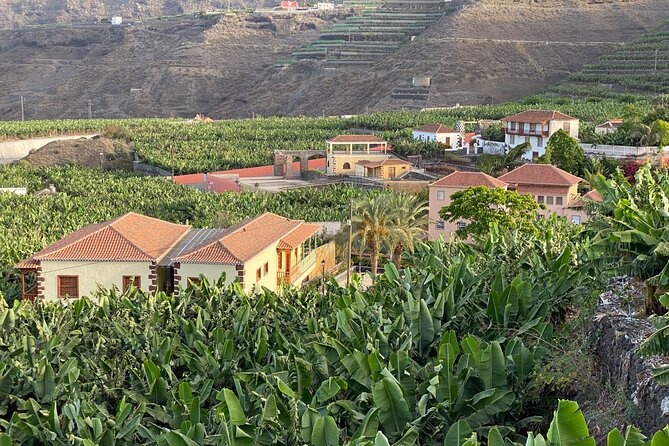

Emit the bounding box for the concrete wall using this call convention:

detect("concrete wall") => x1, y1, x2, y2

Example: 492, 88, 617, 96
0, 134, 97, 164
40, 260, 151, 301
310, 241, 336, 281
383, 180, 429, 194
581, 144, 659, 158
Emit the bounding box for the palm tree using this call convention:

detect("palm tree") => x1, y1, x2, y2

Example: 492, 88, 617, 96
383, 193, 428, 265
346, 193, 428, 275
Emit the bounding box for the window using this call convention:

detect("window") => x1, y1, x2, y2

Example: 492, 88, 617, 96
556, 196, 563, 205
256, 268, 262, 281
530, 123, 537, 132
532, 151, 539, 159
122, 275, 141, 291
187, 277, 201, 286
342, 162, 351, 170
436, 190, 445, 201
571, 215, 581, 225
537, 137, 543, 147
436, 220, 445, 230
524, 136, 530, 143
563, 122, 571, 132
509, 135, 515, 144
456, 221, 467, 231
537, 196, 544, 204
546, 196, 554, 205
58, 275, 79, 298
264, 262, 269, 275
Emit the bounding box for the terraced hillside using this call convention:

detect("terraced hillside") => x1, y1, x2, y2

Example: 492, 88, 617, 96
287, 3, 455, 68
546, 22, 669, 100
2, 0, 669, 120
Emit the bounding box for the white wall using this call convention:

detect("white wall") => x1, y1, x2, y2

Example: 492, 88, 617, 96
412, 131, 459, 148
41, 260, 151, 301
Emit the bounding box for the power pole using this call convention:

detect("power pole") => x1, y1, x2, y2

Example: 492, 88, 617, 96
170, 145, 175, 182
20, 95, 24, 122
346, 199, 353, 287
88, 100, 92, 119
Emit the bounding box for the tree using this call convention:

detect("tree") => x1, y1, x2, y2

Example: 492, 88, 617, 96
382, 193, 428, 265
476, 142, 530, 177
345, 193, 427, 275
542, 130, 584, 175
438, 186, 540, 239
649, 119, 669, 148
480, 122, 505, 142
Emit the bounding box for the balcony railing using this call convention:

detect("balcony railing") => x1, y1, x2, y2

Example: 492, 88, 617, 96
504, 128, 549, 137
277, 250, 317, 285
22, 286, 37, 301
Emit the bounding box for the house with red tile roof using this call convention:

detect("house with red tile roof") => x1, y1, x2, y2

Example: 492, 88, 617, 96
357, 158, 413, 179
326, 135, 389, 175
17, 213, 191, 301
428, 171, 508, 241
172, 212, 324, 293
17, 212, 331, 300
498, 164, 592, 224
412, 124, 459, 149
501, 110, 579, 160
595, 119, 624, 135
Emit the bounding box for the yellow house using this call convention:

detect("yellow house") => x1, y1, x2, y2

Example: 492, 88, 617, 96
325, 134, 389, 175
17, 213, 191, 301
357, 158, 413, 179
17, 212, 333, 300
172, 213, 324, 293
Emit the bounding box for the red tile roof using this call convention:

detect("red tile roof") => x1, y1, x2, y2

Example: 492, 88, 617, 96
415, 124, 457, 134
176, 212, 305, 264
501, 110, 577, 124
430, 171, 508, 188
278, 224, 321, 250
498, 164, 582, 186
17, 213, 191, 268
327, 135, 386, 144
570, 189, 604, 208
595, 119, 624, 129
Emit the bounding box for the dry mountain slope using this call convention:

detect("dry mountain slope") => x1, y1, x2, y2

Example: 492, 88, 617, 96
1, 0, 669, 120
0, 12, 342, 120
0, 0, 272, 28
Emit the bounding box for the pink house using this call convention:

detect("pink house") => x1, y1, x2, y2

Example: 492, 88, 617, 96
429, 165, 604, 241
428, 171, 508, 241
498, 164, 594, 224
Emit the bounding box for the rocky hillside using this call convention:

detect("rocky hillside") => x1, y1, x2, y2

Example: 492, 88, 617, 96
0, 0, 272, 28
1, 0, 669, 120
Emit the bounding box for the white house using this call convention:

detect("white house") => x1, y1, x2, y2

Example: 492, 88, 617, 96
595, 119, 624, 135
412, 124, 459, 149
500, 110, 579, 160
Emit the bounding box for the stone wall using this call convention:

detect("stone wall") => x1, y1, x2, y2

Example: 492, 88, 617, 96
589, 277, 669, 431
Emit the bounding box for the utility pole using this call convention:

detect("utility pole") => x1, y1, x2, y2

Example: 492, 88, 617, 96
346, 199, 353, 287
88, 100, 92, 119
20, 95, 24, 122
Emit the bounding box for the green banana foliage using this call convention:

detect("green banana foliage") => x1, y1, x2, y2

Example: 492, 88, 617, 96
0, 221, 598, 445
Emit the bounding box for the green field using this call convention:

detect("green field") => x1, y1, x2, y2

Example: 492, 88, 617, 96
0, 99, 655, 174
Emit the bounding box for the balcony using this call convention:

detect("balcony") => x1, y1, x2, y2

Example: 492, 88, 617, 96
504, 128, 549, 137
277, 250, 318, 285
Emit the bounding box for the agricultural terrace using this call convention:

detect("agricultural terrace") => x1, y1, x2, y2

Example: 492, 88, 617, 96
0, 99, 655, 174
0, 165, 375, 299
546, 23, 669, 100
